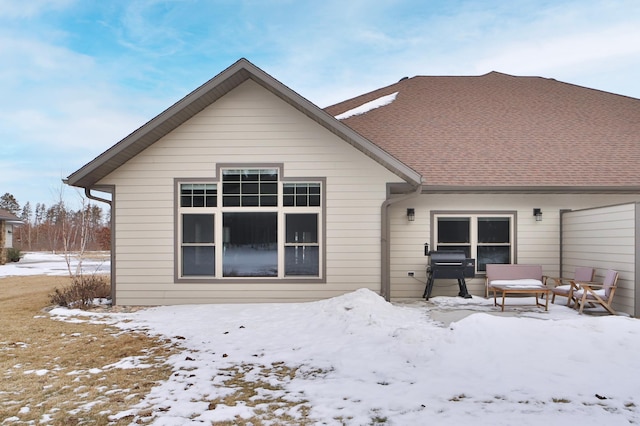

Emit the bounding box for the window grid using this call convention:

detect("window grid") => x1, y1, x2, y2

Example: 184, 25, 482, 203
283, 183, 321, 207
180, 183, 217, 208
222, 168, 278, 207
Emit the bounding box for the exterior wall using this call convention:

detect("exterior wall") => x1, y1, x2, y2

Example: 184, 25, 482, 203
561, 203, 637, 316
0, 221, 5, 265
5, 223, 13, 248
99, 80, 401, 305
390, 193, 640, 301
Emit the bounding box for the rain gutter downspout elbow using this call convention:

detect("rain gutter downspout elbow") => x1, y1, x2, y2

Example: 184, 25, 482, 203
84, 187, 112, 206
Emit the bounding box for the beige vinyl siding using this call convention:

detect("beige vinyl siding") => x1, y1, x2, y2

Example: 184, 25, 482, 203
562, 203, 637, 316
99, 79, 400, 305
5, 224, 13, 248
389, 194, 640, 301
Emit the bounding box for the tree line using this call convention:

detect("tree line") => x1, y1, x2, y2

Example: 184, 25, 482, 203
1, 192, 110, 252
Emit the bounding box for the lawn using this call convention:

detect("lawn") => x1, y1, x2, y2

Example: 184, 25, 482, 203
0, 275, 177, 425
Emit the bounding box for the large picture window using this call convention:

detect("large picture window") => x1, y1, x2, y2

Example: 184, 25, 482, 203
176, 168, 323, 281
435, 214, 514, 272
223, 212, 278, 277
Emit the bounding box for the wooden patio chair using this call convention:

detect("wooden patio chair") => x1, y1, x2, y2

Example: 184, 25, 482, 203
549, 266, 595, 307
573, 269, 619, 315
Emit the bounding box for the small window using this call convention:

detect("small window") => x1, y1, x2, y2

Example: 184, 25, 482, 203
181, 183, 217, 207
477, 217, 511, 269
222, 169, 278, 207
181, 214, 215, 276
285, 213, 319, 276
283, 183, 321, 207
437, 217, 471, 258
435, 214, 513, 272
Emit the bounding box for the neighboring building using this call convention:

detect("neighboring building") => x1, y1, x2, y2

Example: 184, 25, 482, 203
65, 59, 640, 316
0, 209, 22, 265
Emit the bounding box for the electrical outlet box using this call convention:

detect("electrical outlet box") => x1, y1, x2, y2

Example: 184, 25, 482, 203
407, 271, 415, 277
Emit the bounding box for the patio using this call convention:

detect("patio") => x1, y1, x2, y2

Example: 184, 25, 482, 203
395, 294, 622, 327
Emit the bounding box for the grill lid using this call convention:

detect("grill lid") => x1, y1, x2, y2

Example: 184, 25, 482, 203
429, 250, 466, 264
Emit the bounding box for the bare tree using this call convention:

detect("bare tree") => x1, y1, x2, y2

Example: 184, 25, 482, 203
9, 191, 109, 254
58, 188, 100, 276
45, 202, 66, 254
34, 203, 46, 249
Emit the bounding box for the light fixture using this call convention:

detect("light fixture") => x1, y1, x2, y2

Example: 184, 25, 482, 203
533, 208, 543, 222
407, 208, 415, 222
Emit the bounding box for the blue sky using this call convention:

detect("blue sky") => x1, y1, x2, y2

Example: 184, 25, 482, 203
2, 0, 640, 212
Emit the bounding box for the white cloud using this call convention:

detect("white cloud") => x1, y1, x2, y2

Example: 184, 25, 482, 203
0, 29, 162, 207
285, 1, 640, 106
474, 23, 640, 77
0, 0, 74, 18
116, 0, 189, 56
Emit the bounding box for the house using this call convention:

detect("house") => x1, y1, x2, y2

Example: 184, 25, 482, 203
0, 209, 22, 265
324, 71, 640, 316
65, 59, 640, 316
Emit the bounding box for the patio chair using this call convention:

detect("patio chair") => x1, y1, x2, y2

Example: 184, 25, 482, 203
573, 269, 619, 315
549, 266, 595, 306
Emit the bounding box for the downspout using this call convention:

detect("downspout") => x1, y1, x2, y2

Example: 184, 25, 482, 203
84, 187, 116, 305
380, 184, 422, 301
84, 187, 112, 205
558, 209, 571, 278
632, 203, 640, 318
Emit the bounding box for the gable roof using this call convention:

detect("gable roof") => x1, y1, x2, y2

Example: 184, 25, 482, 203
0, 209, 22, 223
325, 72, 640, 192
65, 59, 421, 190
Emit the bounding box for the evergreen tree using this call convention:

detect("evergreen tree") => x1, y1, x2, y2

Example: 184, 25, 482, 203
21, 202, 33, 223
0, 193, 20, 215
20, 201, 34, 249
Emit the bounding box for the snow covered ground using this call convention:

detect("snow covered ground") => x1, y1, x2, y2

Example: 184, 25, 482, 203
0, 251, 110, 276
2, 252, 640, 425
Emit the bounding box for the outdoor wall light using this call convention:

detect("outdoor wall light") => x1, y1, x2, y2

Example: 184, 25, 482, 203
533, 208, 543, 222
407, 208, 415, 222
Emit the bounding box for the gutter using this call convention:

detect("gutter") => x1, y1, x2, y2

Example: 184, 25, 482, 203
380, 183, 422, 301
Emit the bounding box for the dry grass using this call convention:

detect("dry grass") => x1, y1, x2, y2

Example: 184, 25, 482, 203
197, 363, 313, 426
1, 274, 319, 425
0, 275, 178, 425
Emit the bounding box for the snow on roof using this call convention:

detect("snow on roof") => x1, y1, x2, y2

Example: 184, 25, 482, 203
327, 73, 640, 188
334, 91, 398, 120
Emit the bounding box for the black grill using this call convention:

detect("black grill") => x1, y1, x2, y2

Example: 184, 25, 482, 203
423, 249, 475, 300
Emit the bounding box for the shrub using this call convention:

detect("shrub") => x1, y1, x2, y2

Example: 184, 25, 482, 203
7, 248, 21, 262
49, 275, 111, 310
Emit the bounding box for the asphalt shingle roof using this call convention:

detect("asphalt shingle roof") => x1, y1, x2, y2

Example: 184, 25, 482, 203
325, 72, 640, 190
